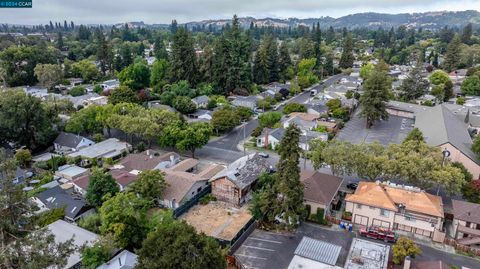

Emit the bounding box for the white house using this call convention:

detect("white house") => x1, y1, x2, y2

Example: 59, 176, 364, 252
53, 132, 95, 154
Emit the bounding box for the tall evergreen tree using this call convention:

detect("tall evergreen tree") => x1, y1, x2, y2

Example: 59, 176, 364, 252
278, 42, 292, 81
313, 22, 322, 70
339, 32, 354, 69
360, 65, 391, 128
272, 124, 304, 229
120, 44, 133, 69
253, 35, 278, 84
153, 36, 168, 60
169, 27, 198, 85
170, 19, 178, 34
443, 34, 462, 72
95, 29, 111, 75
56, 32, 64, 50
461, 23, 473, 44
325, 26, 335, 45
398, 65, 429, 101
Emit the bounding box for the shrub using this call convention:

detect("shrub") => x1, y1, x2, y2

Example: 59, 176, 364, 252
283, 103, 307, 114
199, 194, 217, 205
136, 142, 146, 152
258, 112, 282, 128
456, 96, 466, 105
251, 126, 263, 138
69, 86, 86, 97
392, 237, 422, 265
78, 213, 102, 233
35, 207, 65, 227
315, 208, 327, 225
92, 133, 104, 143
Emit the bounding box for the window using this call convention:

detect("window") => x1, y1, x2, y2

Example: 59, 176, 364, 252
356, 204, 362, 209
369, 206, 375, 210
380, 209, 389, 217
405, 216, 416, 222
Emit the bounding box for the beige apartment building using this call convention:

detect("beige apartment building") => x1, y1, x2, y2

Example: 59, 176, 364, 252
345, 181, 444, 239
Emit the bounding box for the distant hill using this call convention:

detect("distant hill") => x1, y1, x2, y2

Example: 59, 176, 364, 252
184, 10, 480, 30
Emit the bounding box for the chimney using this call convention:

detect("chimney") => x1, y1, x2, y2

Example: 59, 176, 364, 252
403, 256, 411, 269
170, 155, 175, 167
146, 149, 150, 156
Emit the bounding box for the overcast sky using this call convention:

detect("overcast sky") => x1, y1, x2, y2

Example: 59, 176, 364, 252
1, 0, 479, 25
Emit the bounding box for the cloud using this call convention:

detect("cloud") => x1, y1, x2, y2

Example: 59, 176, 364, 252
0, 0, 479, 25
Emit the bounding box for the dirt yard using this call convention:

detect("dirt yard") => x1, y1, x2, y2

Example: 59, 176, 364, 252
180, 201, 252, 241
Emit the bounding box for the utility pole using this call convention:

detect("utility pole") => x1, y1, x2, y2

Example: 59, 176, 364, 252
437, 148, 451, 195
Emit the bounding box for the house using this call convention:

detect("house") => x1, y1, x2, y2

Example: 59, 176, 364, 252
287, 237, 343, 269
406, 259, 451, 269
444, 102, 480, 133
345, 238, 390, 269
260, 82, 290, 99
101, 79, 120, 91
188, 109, 213, 122
72, 175, 90, 195
452, 199, 480, 247
46, 220, 98, 269
23, 86, 48, 99
300, 171, 343, 217
53, 132, 95, 154
256, 128, 285, 150
55, 164, 89, 181
85, 96, 108, 106
414, 105, 480, 178
33, 185, 93, 221
68, 138, 131, 166
386, 100, 431, 119
232, 96, 260, 111
97, 250, 138, 269
210, 153, 271, 206
283, 114, 317, 132
345, 181, 444, 239
117, 151, 180, 171
192, 95, 209, 108
110, 169, 139, 191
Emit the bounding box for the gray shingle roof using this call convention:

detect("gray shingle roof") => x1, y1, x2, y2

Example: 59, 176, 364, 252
36, 186, 89, 220
211, 153, 271, 189
192, 95, 209, 104
294, 236, 342, 266
452, 199, 480, 224
54, 132, 88, 149
414, 105, 479, 164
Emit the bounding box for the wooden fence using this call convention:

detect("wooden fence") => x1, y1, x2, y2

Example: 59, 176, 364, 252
444, 238, 480, 256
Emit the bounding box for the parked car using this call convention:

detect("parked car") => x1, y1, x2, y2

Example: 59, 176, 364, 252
347, 182, 358, 190
359, 226, 397, 243
258, 152, 269, 158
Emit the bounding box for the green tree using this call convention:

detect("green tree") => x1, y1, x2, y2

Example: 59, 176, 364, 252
461, 75, 480, 96
403, 128, 424, 144
72, 60, 100, 82
235, 106, 254, 121
86, 168, 120, 208
65, 105, 103, 134
297, 58, 318, 88
429, 70, 450, 85
136, 218, 226, 269
211, 107, 240, 133
80, 237, 114, 269
150, 58, 169, 87
176, 122, 212, 158
118, 60, 150, 90
326, 98, 342, 110
258, 112, 282, 128
443, 35, 462, 72
399, 66, 429, 100
461, 23, 473, 44
392, 237, 422, 265
172, 96, 196, 114
153, 36, 168, 60
94, 29, 112, 76
253, 35, 278, 84
283, 103, 307, 114
130, 170, 168, 204
359, 63, 374, 79
0, 90, 56, 150
472, 136, 480, 159
34, 63, 63, 88
339, 32, 354, 69
170, 27, 198, 85
325, 26, 335, 45
78, 213, 102, 233
278, 42, 292, 81
99, 192, 149, 249
272, 124, 304, 229
14, 149, 32, 168
359, 67, 391, 128
108, 86, 140, 105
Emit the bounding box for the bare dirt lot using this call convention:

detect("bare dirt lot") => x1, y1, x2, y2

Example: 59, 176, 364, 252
181, 201, 253, 241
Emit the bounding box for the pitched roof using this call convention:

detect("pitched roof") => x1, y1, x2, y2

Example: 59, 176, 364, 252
192, 95, 209, 104
260, 128, 286, 141
196, 164, 225, 179
288, 112, 319, 122
300, 171, 343, 206
452, 199, 480, 224
118, 151, 178, 171
170, 158, 199, 172
110, 169, 138, 187
345, 182, 444, 217
97, 250, 138, 269
210, 153, 271, 189
162, 170, 207, 202
36, 186, 90, 220
54, 132, 89, 148
294, 236, 341, 266
68, 138, 130, 159
412, 260, 450, 269
72, 174, 90, 190
415, 105, 479, 164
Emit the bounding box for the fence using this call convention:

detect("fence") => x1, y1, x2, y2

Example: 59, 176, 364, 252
444, 238, 480, 256
228, 219, 258, 255
326, 215, 341, 225
172, 185, 211, 218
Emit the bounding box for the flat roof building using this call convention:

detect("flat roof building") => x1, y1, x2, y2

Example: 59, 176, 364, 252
344, 238, 390, 269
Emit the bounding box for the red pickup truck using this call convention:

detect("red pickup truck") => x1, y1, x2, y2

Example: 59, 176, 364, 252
359, 226, 397, 243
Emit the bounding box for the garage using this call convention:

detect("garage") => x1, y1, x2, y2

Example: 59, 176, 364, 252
372, 219, 391, 228
354, 215, 369, 226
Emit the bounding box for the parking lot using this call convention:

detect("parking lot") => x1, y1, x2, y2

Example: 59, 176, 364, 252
337, 112, 414, 145
234, 223, 354, 269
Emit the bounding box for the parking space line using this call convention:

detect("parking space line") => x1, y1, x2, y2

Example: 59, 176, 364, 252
243, 245, 275, 251
249, 237, 283, 244
236, 254, 267, 260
